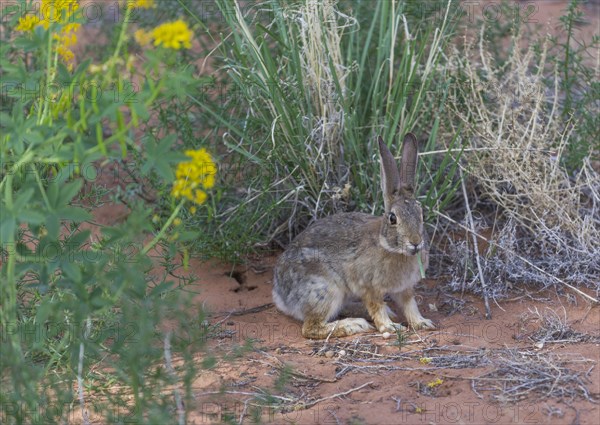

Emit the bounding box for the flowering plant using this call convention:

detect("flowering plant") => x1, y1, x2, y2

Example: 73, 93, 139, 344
1, 1, 213, 422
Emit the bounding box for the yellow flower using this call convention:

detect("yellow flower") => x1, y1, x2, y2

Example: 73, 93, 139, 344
134, 28, 153, 47
16, 15, 41, 32
419, 357, 432, 364
41, 0, 79, 23
54, 24, 79, 70
152, 20, 193, 50
426, 378, 443, 388
128, 0, 155, 8
189, 206, 197, 215
415, 407, 424, 413
56, 44, 75, 67
173, 218, 182, 227
172, 148, 216, 205
22, 1, 80, 70
18, 0, 79, 32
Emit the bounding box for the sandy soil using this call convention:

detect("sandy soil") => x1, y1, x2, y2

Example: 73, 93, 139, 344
76, 171, 600, 425
182, 258, 599, 425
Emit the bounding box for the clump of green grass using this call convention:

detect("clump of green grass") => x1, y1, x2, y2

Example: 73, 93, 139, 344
184, 0, 460, 261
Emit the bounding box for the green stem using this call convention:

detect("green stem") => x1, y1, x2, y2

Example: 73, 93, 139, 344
0, 148, 34, 192
417, 255, 426, 279
144, 79, 166, 108
141, 199, 185, 256
33, 167, 52, 210
40, 49, 60, 125
2, 172, 24, 371
38, 5, 58, 126
104, 5, 133, 84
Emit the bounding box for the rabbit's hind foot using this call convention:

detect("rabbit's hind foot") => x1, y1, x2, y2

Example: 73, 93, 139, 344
302, 316, 374, 339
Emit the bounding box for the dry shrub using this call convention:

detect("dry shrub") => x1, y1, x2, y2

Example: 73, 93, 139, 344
474, 349, 597, 403
443, 29, 600, 292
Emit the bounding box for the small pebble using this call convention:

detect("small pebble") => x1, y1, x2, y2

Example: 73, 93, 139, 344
338, 349, 346, 357
382, 332, 392, 339
325, 350, 334, 358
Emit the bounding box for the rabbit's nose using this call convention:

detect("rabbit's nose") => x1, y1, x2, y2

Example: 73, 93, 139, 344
407, 244, 420, 255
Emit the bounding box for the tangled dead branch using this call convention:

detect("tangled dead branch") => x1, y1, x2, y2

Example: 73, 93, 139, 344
473, 349, 598, 404
441, 29, 600, 295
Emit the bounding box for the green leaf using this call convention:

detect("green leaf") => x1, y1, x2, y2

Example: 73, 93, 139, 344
149, 280, 174, 296
175, 230, 200, 243
18, 210, 46, 225
56, 206, 92, 222
142, 134, 186, 181
45, 213, 60, 240
47, 182, 59, 208
131, 101, 150, 121
62, 260, 82, 283
0, 216, 16, 245
154, 160, 174, 182
13, 188, 34, 211
60, 179, 83, 204
24, 131, 44, 147
66, 230, 92, 249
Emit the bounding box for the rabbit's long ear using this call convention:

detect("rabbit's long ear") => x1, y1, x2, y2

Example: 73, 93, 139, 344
399, 133, 418, 194
378, 136, 401, 212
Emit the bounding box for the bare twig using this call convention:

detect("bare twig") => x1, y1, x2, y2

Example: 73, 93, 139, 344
301, 381, 373, 409
213, 303, 275, 318
460, 168, 492, 319
77, 318, 91, 425
472, 349, 598, 403
238, 398, 251, 425
252, 354, 338, 383
196, 390, 295, 403
163, 332, 185, 425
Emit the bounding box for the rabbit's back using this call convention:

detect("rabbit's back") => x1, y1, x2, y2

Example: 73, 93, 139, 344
285, 212, 377, 262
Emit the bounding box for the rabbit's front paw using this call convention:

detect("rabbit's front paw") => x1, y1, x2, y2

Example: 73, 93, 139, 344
410, 317, 436, 330
378, 322, 407, 333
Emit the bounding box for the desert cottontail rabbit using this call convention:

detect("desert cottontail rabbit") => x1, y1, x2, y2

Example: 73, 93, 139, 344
273, 133, 435, 339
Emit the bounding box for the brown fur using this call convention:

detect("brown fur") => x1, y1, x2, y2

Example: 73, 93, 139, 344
273, 133, 436, 339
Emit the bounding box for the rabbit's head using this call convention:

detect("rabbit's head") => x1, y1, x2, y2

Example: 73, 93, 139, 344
377, 133, 425, 256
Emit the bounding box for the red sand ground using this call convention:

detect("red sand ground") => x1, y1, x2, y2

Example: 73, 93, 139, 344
182, 257, 599, 425
88, 195, 599, 425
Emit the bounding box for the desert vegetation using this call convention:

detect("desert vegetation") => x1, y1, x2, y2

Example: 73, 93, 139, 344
1, 0, 598, 423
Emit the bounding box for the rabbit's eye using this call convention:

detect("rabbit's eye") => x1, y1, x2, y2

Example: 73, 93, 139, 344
388, 212, 397, 225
